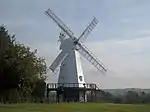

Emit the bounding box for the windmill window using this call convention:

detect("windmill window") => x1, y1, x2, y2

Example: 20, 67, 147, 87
79, 76, 83, 81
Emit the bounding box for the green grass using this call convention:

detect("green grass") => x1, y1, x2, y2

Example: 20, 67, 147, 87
0, 103, 150, 112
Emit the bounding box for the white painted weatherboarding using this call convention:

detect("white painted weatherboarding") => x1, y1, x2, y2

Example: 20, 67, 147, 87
45, 8, 107, 88
58, 50, 85, 87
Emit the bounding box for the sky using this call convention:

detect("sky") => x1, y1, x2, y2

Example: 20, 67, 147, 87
0, 0, 150, 89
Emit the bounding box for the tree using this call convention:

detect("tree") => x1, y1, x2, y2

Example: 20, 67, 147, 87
32, 79, 46, 102
0, 25, 47, 103
122, 91, 140, 104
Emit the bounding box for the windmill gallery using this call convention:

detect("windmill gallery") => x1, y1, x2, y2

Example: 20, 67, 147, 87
45, 8, 107, 102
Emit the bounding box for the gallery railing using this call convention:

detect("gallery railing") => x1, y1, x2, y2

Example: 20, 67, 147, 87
47, 83, 97, 89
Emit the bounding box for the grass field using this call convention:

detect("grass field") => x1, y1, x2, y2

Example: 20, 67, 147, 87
0, 103, 150, 112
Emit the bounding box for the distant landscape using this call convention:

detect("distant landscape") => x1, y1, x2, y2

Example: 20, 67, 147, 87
104, 88, 150, 96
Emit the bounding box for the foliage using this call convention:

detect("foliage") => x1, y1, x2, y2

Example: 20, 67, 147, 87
108, 91, 150, 104
32, 79, 46, 102
0, 25, 47, 103
87, 89, 150, 104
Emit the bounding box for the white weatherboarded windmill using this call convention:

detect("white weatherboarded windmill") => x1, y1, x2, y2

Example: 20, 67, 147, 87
45, 8, 107, 88
45, 9, 107, 102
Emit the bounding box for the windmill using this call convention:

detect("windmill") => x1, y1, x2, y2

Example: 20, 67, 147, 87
45, 8, 107, 102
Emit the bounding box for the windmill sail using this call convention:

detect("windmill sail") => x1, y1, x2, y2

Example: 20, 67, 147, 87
45, 9, 74, 38
77, 43, 107, 74
45, 8, 107, 74
50, 51, 68, 72
78, 17, 98, 43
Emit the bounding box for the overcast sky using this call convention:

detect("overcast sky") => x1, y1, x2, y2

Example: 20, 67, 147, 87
1, 0, 150, 89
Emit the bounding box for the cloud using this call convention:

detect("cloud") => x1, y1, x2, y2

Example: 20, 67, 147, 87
25, 35, 150, 89
1, 0, 150, 89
